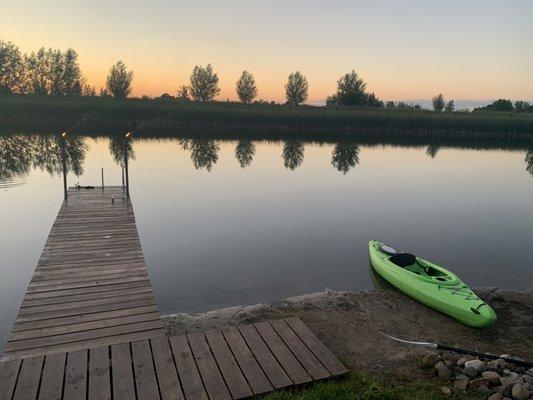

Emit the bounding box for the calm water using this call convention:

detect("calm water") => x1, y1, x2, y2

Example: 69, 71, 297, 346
1, 134, 533, 352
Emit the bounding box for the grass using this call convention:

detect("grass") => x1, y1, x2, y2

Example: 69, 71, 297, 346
260, 371, 479, 400
1, 94, 533, 138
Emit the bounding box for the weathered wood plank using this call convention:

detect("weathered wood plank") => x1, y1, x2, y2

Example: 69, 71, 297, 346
0, 359, 21, 400
187, 332, 231, 400
270, 319, 329, 380
221, 326, 272, 395
111, 343, 136, 400
88, 346, 111, 400
205, 329, 252, 399
285, 317, 348, 376
38, 352, 66, 400
63, 350, 87, 400
254, 321, 311, 385
238, 324, 292, 389
170, 335, 208, 400
151, 336, 184, 400
13, 356, 43, 400
131, 340, 160, 400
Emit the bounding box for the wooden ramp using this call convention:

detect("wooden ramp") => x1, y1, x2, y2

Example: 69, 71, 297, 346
0, 318, 348, 400
1, 187, 164, 361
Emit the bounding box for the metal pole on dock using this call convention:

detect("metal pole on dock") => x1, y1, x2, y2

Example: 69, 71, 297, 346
61, 132, 68, 200
101, 168, 104, 191
124, 132, 132, 198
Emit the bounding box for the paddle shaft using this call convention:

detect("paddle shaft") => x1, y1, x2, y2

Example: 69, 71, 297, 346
437, 344, 533, 368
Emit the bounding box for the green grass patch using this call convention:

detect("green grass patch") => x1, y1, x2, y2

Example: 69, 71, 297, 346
260, 371, 479, 400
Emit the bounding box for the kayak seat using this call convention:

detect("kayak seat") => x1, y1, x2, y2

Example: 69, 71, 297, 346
389, 253, 416, 268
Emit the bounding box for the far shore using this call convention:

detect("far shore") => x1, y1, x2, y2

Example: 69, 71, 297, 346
162, 288, 533, 379
2, 95, 533, 138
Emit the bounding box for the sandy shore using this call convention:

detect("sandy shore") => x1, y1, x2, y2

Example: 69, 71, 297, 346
161, 288, 533, 378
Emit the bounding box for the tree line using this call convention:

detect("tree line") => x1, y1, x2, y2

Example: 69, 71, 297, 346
1, 39, 531, 113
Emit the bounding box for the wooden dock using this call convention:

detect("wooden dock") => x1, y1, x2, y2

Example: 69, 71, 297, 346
1, 187, 164, 361
0, 318, 348, 400
0, 187, 349, 399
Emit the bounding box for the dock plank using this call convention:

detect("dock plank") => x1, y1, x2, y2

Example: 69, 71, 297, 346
2, 188, 163, 361
1, 319, 348, 400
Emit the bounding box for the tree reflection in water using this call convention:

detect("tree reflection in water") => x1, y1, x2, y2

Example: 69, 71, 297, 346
526, 150, 533, 176
108, 134, 135, 165
331, 142, 360, 174
282, 140, 304, 170
235, 140, 255, 168
426, 145, 440, 158
180, 139, 219, 171
0, 134, 87, 181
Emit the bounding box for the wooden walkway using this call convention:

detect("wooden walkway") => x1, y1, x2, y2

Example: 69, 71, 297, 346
0, 318, 348, 400
1, 187, 164, 361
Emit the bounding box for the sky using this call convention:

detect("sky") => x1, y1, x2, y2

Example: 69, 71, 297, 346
1, 0, 532, 103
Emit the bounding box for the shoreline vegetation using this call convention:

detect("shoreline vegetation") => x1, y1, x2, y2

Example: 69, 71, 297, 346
2, 39, 533, 138
1, 95, 533, 138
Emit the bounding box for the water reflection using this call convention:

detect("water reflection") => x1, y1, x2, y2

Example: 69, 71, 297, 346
108, 134, 135, 165
0, 134, 87, 182
426, 145, 440, 159
235, 140, 255, 168
282, 141, 304, 170
331, 142, 360, 174
526, 150, 533, 176
180, 139, 219, 171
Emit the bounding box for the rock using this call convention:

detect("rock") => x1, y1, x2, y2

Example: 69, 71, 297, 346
463, 367, 479, 378
438, 366, 453, 379
434, 361, 445, 371
511, 383, 529, 400
442, 354, 460, 364
465, 359, 486, 372
444, 360, 454, 368
483, 371, 502, 385
440, 386, 452, 396
457, 357, 468, 367
488, 394, 504, 400
489, 359, 509, 369
470, 378, 487, 389
422, 353, 440, 368
454, 379, 469, 390
479, 385, 495, 395
527, 368, 533, 377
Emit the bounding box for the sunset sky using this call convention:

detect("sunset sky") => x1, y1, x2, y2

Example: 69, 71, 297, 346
2, 0, 532, 102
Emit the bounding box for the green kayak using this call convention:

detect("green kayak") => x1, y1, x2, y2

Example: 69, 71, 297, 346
369, 240, 496, 328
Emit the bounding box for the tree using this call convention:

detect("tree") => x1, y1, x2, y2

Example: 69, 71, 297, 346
189, 64, 220, 102
236, 70, 257, 103
0, 40, 23, 94
82, 84, 96, 96
444, 100, 455, 112
514, 101, 530, 113
432, 94, 445, 112
285, 71, 308, 106
526, 150, 533, 177
23, 48, 50, 95
334, 70, 367, 106
62, 49, 83, 95
106, 61, 133, 98
180, 139, 219, 171
177, 85, 190, 101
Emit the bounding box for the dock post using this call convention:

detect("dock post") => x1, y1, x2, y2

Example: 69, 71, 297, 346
124, 132, 132, 198
61, 132, 68, 200
101, 168, 104, 191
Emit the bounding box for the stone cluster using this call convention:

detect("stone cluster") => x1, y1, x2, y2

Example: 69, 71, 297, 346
422, 353, 533, 399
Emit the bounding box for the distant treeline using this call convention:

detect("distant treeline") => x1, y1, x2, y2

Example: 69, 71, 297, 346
1, 95, 532, 138
2, 39, 531, 115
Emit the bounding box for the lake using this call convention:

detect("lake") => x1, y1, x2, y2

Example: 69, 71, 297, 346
1, 133, 533, 353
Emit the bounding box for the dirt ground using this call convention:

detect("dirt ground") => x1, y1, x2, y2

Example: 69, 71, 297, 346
161, 288, 533, 379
